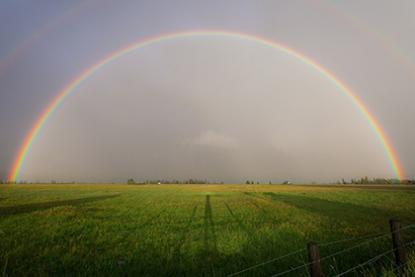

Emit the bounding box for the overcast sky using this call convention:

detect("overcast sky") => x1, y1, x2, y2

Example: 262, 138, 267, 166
0, 0, 414, 182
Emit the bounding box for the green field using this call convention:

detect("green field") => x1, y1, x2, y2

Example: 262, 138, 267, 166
1, 184, 415, 276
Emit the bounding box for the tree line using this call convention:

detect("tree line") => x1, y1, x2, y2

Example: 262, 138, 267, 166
127, 178, 218, 185
338, 177, 415, 185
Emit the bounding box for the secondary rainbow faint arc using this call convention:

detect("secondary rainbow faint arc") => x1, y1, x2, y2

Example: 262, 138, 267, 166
8, 30, 404, 182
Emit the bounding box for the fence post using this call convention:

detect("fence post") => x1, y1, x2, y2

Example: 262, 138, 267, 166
308, 242, 322, 277
390, 219, 406, 270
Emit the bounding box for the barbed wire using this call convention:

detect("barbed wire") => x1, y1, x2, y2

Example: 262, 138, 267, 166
228, 231, 389, 276
320, 222, 415, 249
229, 223, 415, 277
319, 232, 386, 248
269, 260, 309, 277
334, 240, 415, 276
269, 233, 390, 277
227, 248, 306, 277
334, 248, 395, 276
398, 223, 415, 232
270, 229, 415, 277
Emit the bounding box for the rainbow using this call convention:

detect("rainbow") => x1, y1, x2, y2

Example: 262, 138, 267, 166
7, 30, 404, 182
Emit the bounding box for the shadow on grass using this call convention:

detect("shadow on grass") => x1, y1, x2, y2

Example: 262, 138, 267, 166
3, 193, 413, 277
263, 192, 386, 224
244, 192, 284, 226
204, 195, 217, 253
225, 201, 278, 259
225, 202, 255, 238
0, 194, 119, 217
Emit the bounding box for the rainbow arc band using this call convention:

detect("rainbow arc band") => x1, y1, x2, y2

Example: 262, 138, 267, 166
8, 30, 404, 182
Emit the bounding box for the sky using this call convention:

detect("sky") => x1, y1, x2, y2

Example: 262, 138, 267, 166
0, 0, 414, 183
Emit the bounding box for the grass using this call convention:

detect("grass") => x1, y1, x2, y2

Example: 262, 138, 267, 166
1, 184, 415, 276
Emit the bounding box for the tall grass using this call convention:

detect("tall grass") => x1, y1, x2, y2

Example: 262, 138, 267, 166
0, 184, 414, 276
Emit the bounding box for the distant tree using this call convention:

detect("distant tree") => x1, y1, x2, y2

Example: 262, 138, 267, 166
127, 178, 135, 184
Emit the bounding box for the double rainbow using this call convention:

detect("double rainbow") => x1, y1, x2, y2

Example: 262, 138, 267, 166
8, 30, 404, 182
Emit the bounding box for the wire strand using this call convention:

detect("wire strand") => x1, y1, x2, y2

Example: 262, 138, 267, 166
229, 223, 415, 277
334, 249, 395, 276
227, 248, 306, 277
229, 231, 391, 276
319, 232, 386, 247
270, 233, 392, 277
335, 240, 415, 277
320, 222, 415, 248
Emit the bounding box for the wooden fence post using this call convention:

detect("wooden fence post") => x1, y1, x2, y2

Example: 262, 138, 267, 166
390, 219, 406, 270
308, 242, 322, 277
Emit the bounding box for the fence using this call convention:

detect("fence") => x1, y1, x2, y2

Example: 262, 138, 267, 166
229, 219, 415, 277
